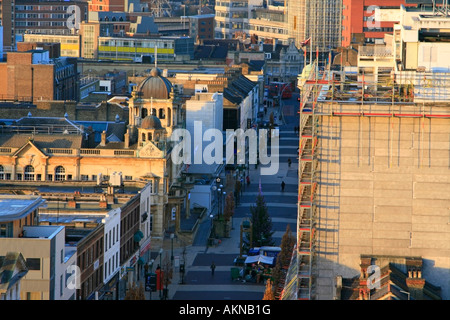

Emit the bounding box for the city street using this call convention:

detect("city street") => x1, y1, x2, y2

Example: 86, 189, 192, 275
158, 93, 301, 301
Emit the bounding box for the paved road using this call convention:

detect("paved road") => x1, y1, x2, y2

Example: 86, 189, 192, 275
148, 93, 300, 301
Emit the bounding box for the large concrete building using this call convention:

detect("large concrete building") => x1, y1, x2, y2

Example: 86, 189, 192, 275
281, 5, 450, 301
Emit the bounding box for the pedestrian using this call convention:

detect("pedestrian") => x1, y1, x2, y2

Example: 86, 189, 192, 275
210, 262, 216, 276
246, 175, 250, 186
288, 158, 292, 168
281, 181, 285, 192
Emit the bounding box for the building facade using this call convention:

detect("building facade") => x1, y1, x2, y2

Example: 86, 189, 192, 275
341, 0, 418, 47
0, 50, 78, 102
287, 0, 342, 52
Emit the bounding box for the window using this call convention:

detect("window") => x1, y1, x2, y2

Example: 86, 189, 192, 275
26, 258, 41, 270
55, 166, 65, 181
60, 275, 63, 297
0, 223, 12, 237
24, 165, 35, 181
0, 165, 4, 180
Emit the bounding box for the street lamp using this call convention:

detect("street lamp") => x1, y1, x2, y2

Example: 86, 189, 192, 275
159, 248, 163, 299
170, 233, 174, 265
217, 187, 222, 217
148, 259, 154, 300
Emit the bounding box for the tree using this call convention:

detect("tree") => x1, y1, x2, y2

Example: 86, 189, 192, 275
124, 282, 145, 300
245, 193, 274, 251
235, 179, 241, 204
278, 224, 296, 267
271, 225, 296, 298
223, 192, 235, 221
269, 112, 275, 129
263, 279, 275, 300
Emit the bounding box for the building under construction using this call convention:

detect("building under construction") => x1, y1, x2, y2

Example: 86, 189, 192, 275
280, 53, 450, 299
287, 0, 342, 52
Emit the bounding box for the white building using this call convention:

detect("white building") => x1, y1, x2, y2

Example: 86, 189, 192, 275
139, 182, 153, 264
102, 207, 121, 286
186, 92, 224, 163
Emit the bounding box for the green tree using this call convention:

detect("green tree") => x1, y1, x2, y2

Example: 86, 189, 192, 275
245, 193, 274, 250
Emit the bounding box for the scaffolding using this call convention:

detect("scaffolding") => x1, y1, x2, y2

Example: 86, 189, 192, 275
281, 59, 322, 300
288, 0, 342, 52
280, 53, 450, 300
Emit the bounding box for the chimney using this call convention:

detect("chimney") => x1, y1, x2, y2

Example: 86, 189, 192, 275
124, 129, 130, 149
100, 130, 107, 146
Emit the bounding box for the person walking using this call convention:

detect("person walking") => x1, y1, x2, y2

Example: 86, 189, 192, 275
281, 181, 285, 192
210, 262, 216, 276
288, 158, 292, 168
246, 175, 250, 186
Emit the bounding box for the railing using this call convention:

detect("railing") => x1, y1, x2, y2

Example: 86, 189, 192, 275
359, 45, 392, 57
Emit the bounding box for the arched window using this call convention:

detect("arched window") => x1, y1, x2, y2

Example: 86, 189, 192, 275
142, 133, 146, 142
159, 108, 165, 119
24, 165, 35, 181
141, 108, 148, 118
147, 132, 152, 141
55, 166, 65, 181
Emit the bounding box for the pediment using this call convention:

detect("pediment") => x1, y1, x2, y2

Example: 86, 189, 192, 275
12, 141, 47, 158
138, 141, 163, 158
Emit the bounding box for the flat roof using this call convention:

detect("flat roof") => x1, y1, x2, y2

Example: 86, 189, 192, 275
0, 196, 46, 223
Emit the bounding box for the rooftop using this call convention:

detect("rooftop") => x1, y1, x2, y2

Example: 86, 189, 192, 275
0, 196, 46, 223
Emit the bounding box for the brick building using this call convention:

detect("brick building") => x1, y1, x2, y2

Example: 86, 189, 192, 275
341, 0, 420, 47
0, 50, 78, 102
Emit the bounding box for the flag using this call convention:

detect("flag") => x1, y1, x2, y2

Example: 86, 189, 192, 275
301, 37, 311, 47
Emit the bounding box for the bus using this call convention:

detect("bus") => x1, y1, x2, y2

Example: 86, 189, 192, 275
267, 82, 292, 99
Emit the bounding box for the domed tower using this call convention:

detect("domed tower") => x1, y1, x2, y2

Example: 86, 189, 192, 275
138, 115, 166, 147
129, 68, 180, 137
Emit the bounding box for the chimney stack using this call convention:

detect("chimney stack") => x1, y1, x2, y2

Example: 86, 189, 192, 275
100, 130, 107, 146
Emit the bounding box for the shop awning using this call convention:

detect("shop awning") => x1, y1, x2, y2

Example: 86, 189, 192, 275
244, 255, 274, 265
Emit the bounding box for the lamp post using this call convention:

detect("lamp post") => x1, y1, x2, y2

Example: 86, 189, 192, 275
170, 233, 174, 265
217, 187, 222, 217
159, 248, 163, 299
148, 259, 154, 300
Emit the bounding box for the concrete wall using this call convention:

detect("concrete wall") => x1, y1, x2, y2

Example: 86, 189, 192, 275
315, 111, 450, 300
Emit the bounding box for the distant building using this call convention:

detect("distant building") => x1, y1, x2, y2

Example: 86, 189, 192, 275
341, 0, 419, 47
88, 0, 125, 12
14, 0, 88, 36
287, 0, 342, 52
248, 1, 289, 45
0, 50, 79, 102
0, 0, 15, 49
214, 0, 264, 40
189, 14, 215, 42
263, 38, 303, 87
22, 34, 81, 58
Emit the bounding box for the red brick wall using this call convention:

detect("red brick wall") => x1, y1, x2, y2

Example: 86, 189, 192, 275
342, 0, 412, 47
